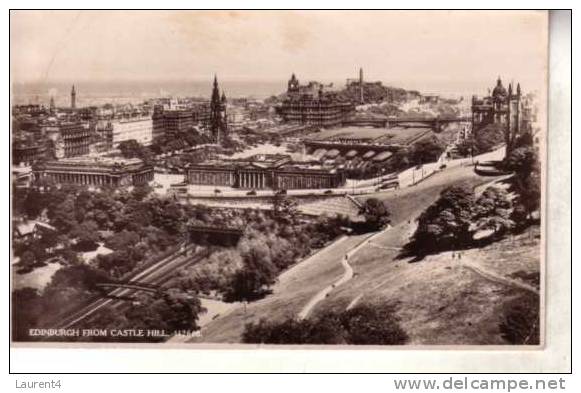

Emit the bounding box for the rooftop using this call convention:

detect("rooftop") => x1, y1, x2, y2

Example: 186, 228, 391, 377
191, 154, 337, 173
307, 126, 433, 146
38, 156, 149, 172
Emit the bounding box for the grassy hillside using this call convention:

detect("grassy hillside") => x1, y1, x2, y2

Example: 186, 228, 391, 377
195, 165, 539, 344
315, 222, 540, 345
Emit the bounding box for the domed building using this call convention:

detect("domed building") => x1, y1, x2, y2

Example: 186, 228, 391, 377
492, 77, 508, 101
471, 76, 523, 153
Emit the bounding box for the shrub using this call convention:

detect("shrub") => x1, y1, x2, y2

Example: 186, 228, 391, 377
411, 184, 475, 252
499, 292, 540, 345
338, 303, 408, 345
242, 303, 408, 345
358, 198, 391, 232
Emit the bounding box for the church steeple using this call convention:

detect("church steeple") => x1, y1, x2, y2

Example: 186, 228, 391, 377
71, 84, 76, 109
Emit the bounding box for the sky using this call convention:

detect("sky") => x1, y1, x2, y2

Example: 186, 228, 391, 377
10, 11, 548, 95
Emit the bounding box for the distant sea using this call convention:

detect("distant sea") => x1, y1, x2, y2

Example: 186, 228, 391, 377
11, 78, 480, 108
11, 79, 292, 107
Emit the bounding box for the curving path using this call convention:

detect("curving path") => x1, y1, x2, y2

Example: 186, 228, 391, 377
460, 260, 539, 295
297, 226, 392, 320
297, 254, 354, 320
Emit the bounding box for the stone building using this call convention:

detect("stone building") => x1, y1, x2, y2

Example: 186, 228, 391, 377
472, 77, 524, 154
276, 74, 354, 127
152, 108, 194, 140
13, 140, 47, 166
59, 121, 92, 157
187, 154, 345, 190
33, 157, 153, 187
110, 116, 153, 147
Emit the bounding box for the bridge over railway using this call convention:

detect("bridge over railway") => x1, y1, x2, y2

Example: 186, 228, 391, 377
188, 224, 244, 246
95, 281, 161, 294
342, 116, 471, 130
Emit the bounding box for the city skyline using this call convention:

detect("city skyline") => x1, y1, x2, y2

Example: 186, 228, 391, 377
11, 11, 547, 95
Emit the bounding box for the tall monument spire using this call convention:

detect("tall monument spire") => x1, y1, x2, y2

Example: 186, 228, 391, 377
71, 85, 76, 109
209, 75, 227, 145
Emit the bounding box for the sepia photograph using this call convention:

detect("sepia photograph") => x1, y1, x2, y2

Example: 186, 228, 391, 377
10, 10, 550, 349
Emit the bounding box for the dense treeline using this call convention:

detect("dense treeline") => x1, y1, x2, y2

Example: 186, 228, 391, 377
13, 184, 186, 278
173, 196, 351, 301
12, 184, 203, 340
456, 123, 506, 157
408, 132, 540, 256
242, 303, 408, 345
12, 185, 358, 339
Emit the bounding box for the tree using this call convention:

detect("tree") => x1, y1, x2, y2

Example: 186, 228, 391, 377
242, 303, 408, 345
504, 146, 538, 179
78, 290, 204, 342
339, 303, 408, 345
412, 185, 475, 252
473, 187, 515, 237
242, 318, 343, 344
12, 288, 42, 341
504, 145, 541, 220
359, 198, 391, 231
70, 220, 100, 251
51, 196, 78, 233
39, 229, 59, 252
18, 250, 36, 271
499, 293, 540, 345
455, 137, 474, 157
409, 136, 445, 165
226, 237, 278, 301
118, 139, 143, 159
472, 123, 505, 154
131, 183, 153, 202
23, 189, 46, 219
272, 194, 298, 223
118, 140, 154, 164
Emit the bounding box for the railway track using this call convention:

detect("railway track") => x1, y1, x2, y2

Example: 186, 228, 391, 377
53, 244, 205, 330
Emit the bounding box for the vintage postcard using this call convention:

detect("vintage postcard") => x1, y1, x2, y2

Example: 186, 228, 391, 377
10, 10, 548, 347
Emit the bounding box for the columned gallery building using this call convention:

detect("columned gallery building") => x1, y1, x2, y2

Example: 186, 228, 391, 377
187, 154, 346, 190
33, 157, 154, 187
